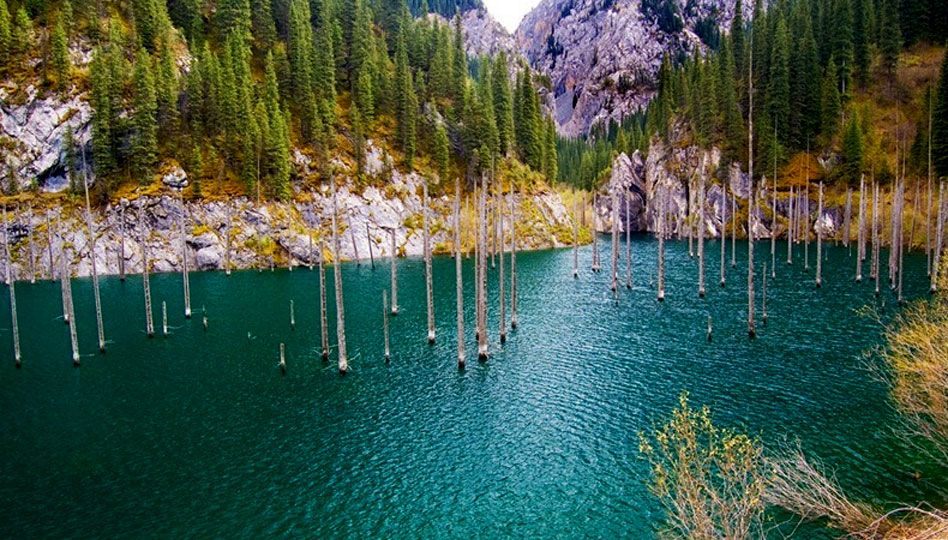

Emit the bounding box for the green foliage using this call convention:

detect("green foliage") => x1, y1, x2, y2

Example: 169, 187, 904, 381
821, 58, 842, 139
0, 0, 11, 63
841, 113, 863, 185
11, 7, 31, 56
50, 17, 69, 90
131, 48, 158, 183
880, 0, 901, 75
433, 120, 449, 182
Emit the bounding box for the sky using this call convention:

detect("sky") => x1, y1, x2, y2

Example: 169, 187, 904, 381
481, 0, 542, 32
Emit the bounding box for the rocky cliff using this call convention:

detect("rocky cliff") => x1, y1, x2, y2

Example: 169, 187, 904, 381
516, 0, 752, 136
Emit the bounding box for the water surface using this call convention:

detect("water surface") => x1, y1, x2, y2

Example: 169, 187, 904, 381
0, 237, 942, 538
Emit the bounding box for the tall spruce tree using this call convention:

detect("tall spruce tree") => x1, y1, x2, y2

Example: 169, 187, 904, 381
821, 57, 842, 137
492, 51, 514, 155
0, 0, 11, 62
132, 48, 158, 183
841, 112, 863, 185
768, 15, 790, 147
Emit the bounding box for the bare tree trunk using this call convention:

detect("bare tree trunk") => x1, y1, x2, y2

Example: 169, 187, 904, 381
927, 98, 934, 276
932, 181, 945, 293
874, 180, 882, 296
389, 228, 399, 315
180, 198, 191, 318
889, 185, 898, 288
499, 185, 507, 342
63, 251, 79, 366
46, 211, 55, 281
626, 195, 632, 289
510, 188, 518, 329
478, 172, 488, 360
331, 179, 348, 374
119, 206, 126, 281
308, 227, 314, 271
591, 194, 600, 272
27, 209, 35, 284
611, 190, 619, 292
843, 188, 852, 248
83, 176, 106, 352
856, 175, 865, 281
657, 186, 665, 302
788, 185, 795, 265
350, 223, 360, 266
383, 289, 390, 362
771, 138, 777, 276
424, 181, 435, 344
688, 179, 694, 258
290, 299, 295, 330
816, 182, 824, 288
747, 41, 756, 339
698, 171, 706, 297
573, 199, 579, 278
804, 158, 810, 271
910, 180, 920, 251
225, 206, 232, 275
3, 207, 20, 367
731, 191, 737, 268
367, 225, 375, 269
455, 183, 465, 369
162, 301, 168, 338
721, 184, 727, 286
139, 199, 154, 338
899, 180, 906, 306
318, 238, 329, 361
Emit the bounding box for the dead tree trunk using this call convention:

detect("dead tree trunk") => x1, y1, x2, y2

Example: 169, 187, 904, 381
46, 211, 55, 281
771, 151, 777, 276
83, 177, 106, 352
389, 228, 399, 316
63, 252, 79, 366
591, 194, 600, 272
331, 179, 348, 374
762, 262, 768, 325
478, 172, 488, 360
455, 183, 465, 369
731, 191, 737, 268
318, 238, 329, 361
162, 301, 168, 338
698, 171, 706, 297
874, 180, 882, 296
747, 41, 756, 339
424, 181, 435, 343
510, 187, 518, 329
816, 182, 824, 288
350, 223, 360, 266
657, 186, 666, 302
626, 195, 632, 289
611, 190, 619, 292
932, 181, 945, 293
3, 207, 20, 367
225, 206, 232, 275
804, 159, 811, 272
27, 208, 35, 284
856, 175, 866, 282
179, 199, 191, 318
843, 188, 852, 248
573, 199, 579, 278
910, 180, 920, 251
383, 289, 391, 362
499, 185, 507, 343
367, 225, 375, 269
787, 185, 795, 265
139, 199, 154, 338
119, 206, 126, 281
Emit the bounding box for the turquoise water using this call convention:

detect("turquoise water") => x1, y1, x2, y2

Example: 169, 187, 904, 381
0, 237, 943, 538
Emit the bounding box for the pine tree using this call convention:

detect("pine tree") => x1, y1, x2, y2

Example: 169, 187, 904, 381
216, 0, 252, 44
156, 43, 179, 139
50, 17, 69, 90
89, 46, 116, 178
880, 0, 901, 76
132, 48, 158, 183
395, 27, 416, 167
768, 15, 790, 147
0, 0, 10, 63
841, 112, 863, 185
263, 52, 291, 199
12, 8, 31, 55
543, 116, 558, 182
351, 102, 366, 177
933, 50, 948, 179
833, 0, 854, 98
451, 13, 466, 115
821, 57, 841, 137
797, 12, 822, 147
288, 0, 318, 143
250, 0, 277, 48
351, 0, 374, 122
314, 1, 337, 130
853, 0, 869, 87
434, 119, 449, 181
492, 51, 514, 155
719, 38, 744, 162
730, 0, 745, 83
167, 0, 202, 42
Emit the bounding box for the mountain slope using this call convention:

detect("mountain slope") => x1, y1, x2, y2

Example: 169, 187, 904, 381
516, 0, 751, 136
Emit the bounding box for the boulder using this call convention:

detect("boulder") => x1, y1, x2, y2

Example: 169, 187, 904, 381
161, 166, 188, 189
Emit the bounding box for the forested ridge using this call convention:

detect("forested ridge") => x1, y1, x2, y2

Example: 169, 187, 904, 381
557, 0, 948, 193
0, 0, 558, 201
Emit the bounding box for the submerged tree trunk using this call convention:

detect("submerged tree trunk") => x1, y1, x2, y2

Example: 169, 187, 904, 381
332, 179, 348, 374
657, 186, 666, 302
573, 199, 579, 278
591, 194, 600, 272
383, 289, 390, 362
874, 180, 882, 296
119, 206, 126, 281
162, 300, 168, 338
455, 183, 465, 369
787, 186, 795, 265
4, 207, 20, 366
225, 206, 232, 275
731, 191, 737, 268
83, 177, 106, 352
367, 225, 375, 269
139, 199, 154, 338
499, 186, 507, 343
932, 181, 945, 293
478, 172, 489, 360
626, 195, 632, 289
698, 171, 706, 297
771, 152, 777, 276
856, 176, 866, 282
179, 199, 191, 319
510, 187, 518, 330
762, 262, 768, 325
909, 180, 920, 251
611, 190, 619, 292
843, 188, 852, 248
46, 211, 55, 281
720, 186, 726, 286
816, 182, 824, 288
63, 252, 79, 366
389, 228, 399, 316
804, 164, 810, 271
26, 209, 35, 284
747, 42, 756, 339
318, 238, 329, 361
424, 181, 435, 344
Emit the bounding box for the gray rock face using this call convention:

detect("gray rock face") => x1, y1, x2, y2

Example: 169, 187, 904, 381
516, 0, 752, 136
0, 85, 92, 190
594, 151, 648, 232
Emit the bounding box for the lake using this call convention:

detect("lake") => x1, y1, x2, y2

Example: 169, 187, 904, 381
0, 236, 942, 538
